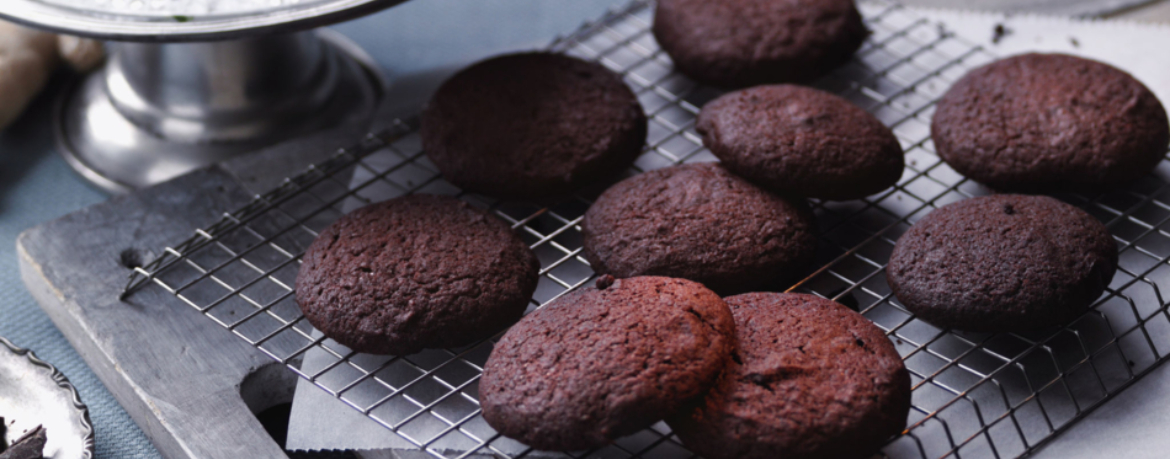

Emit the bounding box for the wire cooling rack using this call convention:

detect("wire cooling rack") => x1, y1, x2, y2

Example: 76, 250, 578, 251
123, 1, 1170, 458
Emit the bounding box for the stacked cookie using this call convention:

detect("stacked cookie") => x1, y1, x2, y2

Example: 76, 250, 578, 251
480, 276, 736, 450
482, 282, 911, 458
668, 293, 910, 459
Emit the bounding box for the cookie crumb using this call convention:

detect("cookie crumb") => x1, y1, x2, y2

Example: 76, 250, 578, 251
595, 274, 616, 290
992, 24, 1011, 44
0, 425, 45, 459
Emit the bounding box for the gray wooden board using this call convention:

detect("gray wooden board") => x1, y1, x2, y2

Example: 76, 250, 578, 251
16, 168, 292, 459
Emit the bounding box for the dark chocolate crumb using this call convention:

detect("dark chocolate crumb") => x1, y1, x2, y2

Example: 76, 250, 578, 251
595, 274, 616, 290
992, 24, 1010, 44
0, 425, 45, 459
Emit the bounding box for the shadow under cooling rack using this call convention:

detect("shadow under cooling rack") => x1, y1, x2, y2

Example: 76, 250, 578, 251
124, 1, 1170, 458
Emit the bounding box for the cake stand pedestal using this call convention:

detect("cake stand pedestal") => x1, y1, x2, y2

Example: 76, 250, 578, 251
1, 0, 405, 192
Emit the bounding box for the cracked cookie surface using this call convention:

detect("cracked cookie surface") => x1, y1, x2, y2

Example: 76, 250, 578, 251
697, 84, 904, 200
582, 162, 817, 294
932, 53, 1169, 191
480, 276, 735, 451
887, 194, 1117, 332
295, 194, 540, 355
668, 292, 910, 459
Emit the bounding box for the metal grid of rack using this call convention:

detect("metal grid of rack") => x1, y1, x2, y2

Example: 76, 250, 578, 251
123, 1, 1170, 458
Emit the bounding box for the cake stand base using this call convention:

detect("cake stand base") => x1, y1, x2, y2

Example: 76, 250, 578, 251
54, 29, 385, 194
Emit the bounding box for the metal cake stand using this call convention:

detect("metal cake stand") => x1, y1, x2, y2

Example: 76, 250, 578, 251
0, 0, 408, 193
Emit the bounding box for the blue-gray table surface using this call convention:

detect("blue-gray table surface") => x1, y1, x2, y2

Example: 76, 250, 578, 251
2, 0, 1166, 457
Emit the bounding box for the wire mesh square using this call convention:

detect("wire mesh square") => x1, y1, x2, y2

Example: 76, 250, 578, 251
124, 1, 1170, 458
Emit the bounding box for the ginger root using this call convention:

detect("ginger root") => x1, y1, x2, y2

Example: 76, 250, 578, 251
58, 34, 104, 72
0, 21, 58, 130
0, 20, 106, 131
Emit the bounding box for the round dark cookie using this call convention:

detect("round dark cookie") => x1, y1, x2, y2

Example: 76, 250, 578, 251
582, 163, 817, 294
480, 276, 736, 451
932, 53, 1170, 191
420, 52, 647, 200
887, 194, 1117, 332
697, 84, 904, 200
652, 0, 867, 88
295, 194, 540, 355
668, 292, 911, 459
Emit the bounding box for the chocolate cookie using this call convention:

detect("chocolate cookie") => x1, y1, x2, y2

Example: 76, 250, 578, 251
480, 276, 735, 451
932, 53, 1169, 191
668, 293, 910, 459
697, 84, 904, 200
420, 52, 647, 199
582, 163, 816, 294
295, 195, 540, 355
652, 0, 867, 88
887, 195, 1117, 332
